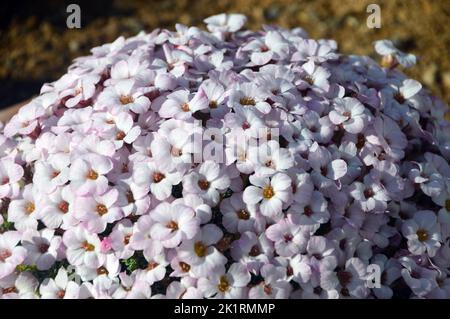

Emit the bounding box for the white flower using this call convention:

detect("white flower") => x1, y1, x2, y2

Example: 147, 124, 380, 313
243, 173, 292, 218
0, 231, 27, 279
150, 202, 200, 248
183, 161, 230, 206
402, 210, 441, 257
39, 268, 87, 299
204, 13, 247, 34
62, 226, 105, 269
21, 229, 61, 271
374, 40, 417, 68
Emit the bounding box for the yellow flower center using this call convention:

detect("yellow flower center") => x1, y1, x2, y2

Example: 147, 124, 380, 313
119, 95, 134, 105
198, 179, 210, 191
265, 160, 273, 168
166, 220, 179, 232
179, 261, 191, 273
58, 201, 69, 213
25, 202, 35, 215
171, 147, 182, 157
217, 276, 230, 292
97, 266, 108, 275
147, 261, 159, 270
416, 229, 429, 242
304, 75, 314, 85
237, 209, 250, 220
194, 241, 207, 257
153, 172, 165, 183
181, 103, 190, 112
239, 97, 256, 106
96, 204, 108, 216
87, 169, 98, 180
381, 54, 395, 68
82, 241, 95, 251
209, 100, 218, 109
116, 131, 126, 140
123, 234, 131, 245
262, 185, 275, 199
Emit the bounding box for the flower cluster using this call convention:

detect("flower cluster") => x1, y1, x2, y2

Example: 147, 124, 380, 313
0, 13, 449, 299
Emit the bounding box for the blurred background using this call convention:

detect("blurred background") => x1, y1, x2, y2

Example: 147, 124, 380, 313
0, 0, 449, 111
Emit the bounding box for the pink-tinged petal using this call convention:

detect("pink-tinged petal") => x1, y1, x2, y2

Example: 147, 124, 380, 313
74, 197, 96, 219
251, 51, 273, 66
92, 156, 113, 175
65, 95, 82, 108
111, 60, 129, 79
151, 202, 172, 223
150, 223, 173, 240
124, 126, 141, 144
116, 79, 134, 95
151, 182, 172, 201
2, 231, 22, 248
155, 73, 177, 91
69, 159, 89, 180
162, 231, 183, 248
243, 186, 263, 205
190, 89, 208, 112
211, 175, 230, 190
328, 110, 347, 125
85, 218, 107, 234
100, 188, 119, 207
131, 96, 151, 114
159, 99, 181, 118
249, 174, 268, 188
260, 198, 282, 217
67, 248, 84, 266
228, 263, 251, 287
271, 173, 291, 191
199, 161, 220, 181
84, 252, 101, 269
256, 101, 271, 114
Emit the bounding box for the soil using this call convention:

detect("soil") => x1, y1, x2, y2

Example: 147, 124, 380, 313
0, 0, 449, 113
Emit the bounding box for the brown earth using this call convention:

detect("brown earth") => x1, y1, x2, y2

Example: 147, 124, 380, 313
0, 0, 449, 113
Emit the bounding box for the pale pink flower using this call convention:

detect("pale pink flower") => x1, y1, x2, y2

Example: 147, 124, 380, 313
0, 158, 24, 199
62, 226, 104, 268
243, 173, 292, 218
198, 263, 250, 299
0, 231, 27, 279
150, 202, 200, 248
21, 229, 61, 271
97, 79, 150, 114
182, 161, 230, 206
74, 188, 123, 233
69, 153, 113, 196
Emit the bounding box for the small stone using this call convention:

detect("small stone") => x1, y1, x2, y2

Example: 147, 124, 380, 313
442, 71, 450, 89
423, 63, 438, 87
69, 40, 79, 52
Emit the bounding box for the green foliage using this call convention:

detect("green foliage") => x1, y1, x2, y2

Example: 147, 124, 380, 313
123, 257, 138, 273
16, 264, 38, 273
0, 220, 15, 233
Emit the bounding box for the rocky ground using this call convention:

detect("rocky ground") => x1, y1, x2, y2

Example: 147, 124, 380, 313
1, 0, 449, 115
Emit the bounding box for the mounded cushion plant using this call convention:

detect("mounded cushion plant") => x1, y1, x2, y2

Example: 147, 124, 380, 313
0, 14, 449, 299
